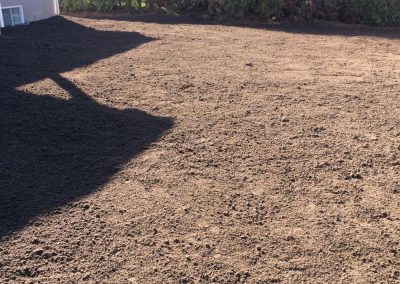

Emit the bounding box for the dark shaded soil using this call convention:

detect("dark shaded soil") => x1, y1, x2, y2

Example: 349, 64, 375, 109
1, 15, 400, 283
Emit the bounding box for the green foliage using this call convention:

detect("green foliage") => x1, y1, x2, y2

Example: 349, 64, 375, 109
59, 0, 144, 11
59, 0, 90, 11
365, 0, 390, 25
59, 0, 400, 26
207, 0, 252, 18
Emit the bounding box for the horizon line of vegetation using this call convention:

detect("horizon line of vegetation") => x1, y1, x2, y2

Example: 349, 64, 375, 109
59, 0, 400, 27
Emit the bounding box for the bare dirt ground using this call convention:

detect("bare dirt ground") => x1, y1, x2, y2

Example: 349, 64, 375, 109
1, 15, 400, 283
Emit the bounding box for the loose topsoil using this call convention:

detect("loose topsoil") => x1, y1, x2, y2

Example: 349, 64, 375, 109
0, 15, 400, 283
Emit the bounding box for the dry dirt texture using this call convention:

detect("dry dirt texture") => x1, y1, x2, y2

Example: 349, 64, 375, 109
1, 15, 400, 284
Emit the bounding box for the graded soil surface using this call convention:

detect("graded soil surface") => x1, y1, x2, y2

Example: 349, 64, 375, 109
1, 15, 400, 283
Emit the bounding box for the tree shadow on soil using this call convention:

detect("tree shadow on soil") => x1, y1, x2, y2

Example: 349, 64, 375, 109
73, 13, 400, 40
0, 17, 173, 237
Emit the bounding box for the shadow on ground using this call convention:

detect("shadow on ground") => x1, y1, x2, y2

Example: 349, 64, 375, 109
71, 12, 400, 40
0, 17, 173, 237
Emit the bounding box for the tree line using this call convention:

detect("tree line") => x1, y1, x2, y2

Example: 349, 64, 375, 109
59, 0, 400, 26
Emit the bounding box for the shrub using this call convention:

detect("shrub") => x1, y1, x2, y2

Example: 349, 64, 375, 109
59, 0, 400, 26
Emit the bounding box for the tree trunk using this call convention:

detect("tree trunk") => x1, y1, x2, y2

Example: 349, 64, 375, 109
126, 0, 132, 11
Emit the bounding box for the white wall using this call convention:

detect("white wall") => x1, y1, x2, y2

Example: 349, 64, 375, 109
1, 0, 59, 24
0, 2, 4, 28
